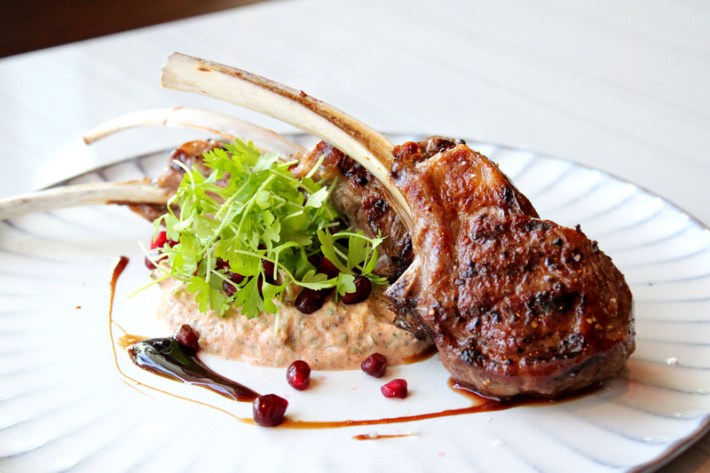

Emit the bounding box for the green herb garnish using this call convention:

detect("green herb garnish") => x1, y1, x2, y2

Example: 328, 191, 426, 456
152, 139, 386, 318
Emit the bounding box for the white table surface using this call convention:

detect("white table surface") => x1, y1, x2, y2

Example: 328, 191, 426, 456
1, 0, 708, 471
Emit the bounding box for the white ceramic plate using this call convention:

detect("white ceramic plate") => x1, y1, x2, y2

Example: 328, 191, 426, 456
1, 134, 709, 472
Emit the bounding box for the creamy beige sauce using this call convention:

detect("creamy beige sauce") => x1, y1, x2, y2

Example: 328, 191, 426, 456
157, 280, 432, 370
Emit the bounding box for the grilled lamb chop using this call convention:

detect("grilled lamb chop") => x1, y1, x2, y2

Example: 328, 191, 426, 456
0, 53, 634, 400
158, 52, 634, 399
385, 141, 634, 399
129, 131, 634, 399
1, 53, 630, 400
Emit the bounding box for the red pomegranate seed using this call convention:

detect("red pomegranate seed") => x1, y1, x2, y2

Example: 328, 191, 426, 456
144, 249, 164, 270
294, 288, 331, 314
341, 275, 372, 305
262, 260, 277, 284
286, 360, 311, 390
253, 394, 288, 427
308, 254, 340, 279
144, 256, 157, 270
308, 254, 321, 268
318, 257, 340, 278
150, 230, 168, 249
381, 379, 408, 399
222, 272, 245, 297
361, 353, 388, 378
175, 324, 200, 355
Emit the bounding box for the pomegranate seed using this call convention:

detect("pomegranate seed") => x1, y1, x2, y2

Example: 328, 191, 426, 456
262, 260, 277, 284
381, 379, 408, 399
222, 280, 235, 297
308, 254, 321, 267
308, 254, 340, 278
222, 272, 245, 297
144, 249, 164, 270
144, 256, 156, 270
318, 257, 340, 278
341, 275, 372, 305
295, 288, 331, 314
150, 230, 168, 249
175, 324, 200, 355
286, 360, 311, 390
361, 353, 388, 378
253, 394, 288, 427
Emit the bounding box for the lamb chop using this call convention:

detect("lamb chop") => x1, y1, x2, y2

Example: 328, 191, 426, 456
386, 140, 633, 398
0, 53, 634, 399
158, 53, 633, 399
295, 135, 633, 398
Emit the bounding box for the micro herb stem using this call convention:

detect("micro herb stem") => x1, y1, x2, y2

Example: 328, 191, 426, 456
305, 153, 327, 179
235, 173, 277, 238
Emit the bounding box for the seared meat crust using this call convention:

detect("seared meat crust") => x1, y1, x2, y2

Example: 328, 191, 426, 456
385, 142, 634, 399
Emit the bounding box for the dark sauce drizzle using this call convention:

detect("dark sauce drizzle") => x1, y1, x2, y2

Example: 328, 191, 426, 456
110, 256, 130, 305
353, 433, 416, 441
285, 386, 513, 431
124, 333, 525, 430
128, 337, 259, 402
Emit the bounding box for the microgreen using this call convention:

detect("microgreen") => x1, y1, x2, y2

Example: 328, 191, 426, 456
153, 139, 386, 318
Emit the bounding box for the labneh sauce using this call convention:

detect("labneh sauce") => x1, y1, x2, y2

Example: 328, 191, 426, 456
108, 255, 578, 433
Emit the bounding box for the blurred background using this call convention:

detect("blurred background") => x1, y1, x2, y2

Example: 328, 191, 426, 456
1, 0, 265, 57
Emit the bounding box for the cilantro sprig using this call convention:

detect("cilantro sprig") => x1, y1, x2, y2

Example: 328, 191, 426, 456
152, 140, 386, 318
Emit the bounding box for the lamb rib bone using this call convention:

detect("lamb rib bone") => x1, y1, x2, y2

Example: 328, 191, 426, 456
0, 180, 170, 221
83, 106, 305, 157
160, 52, 414, 232
0, 108, 306, 221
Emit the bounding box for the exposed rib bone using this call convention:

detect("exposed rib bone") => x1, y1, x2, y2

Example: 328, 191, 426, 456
83, 106, 305, 157
0, 106, 311, 221
0, 181, 170, 221
161, 52, 414, 231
